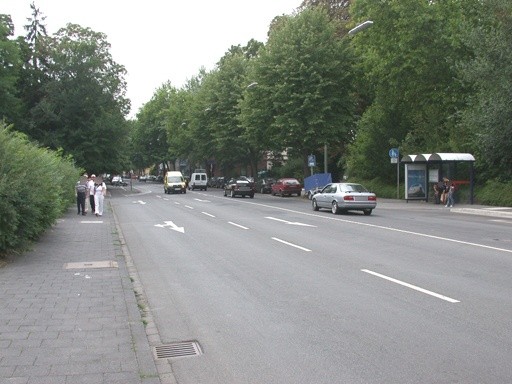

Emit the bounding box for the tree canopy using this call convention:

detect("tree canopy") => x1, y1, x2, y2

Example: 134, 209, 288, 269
3, 0, 512, 185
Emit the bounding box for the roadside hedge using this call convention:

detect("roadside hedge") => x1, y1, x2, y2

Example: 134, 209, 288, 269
0, 124, 80, 255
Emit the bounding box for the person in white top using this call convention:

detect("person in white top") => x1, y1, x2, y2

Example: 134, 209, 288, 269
88, 175, 96, 213
94, 179, 107, 216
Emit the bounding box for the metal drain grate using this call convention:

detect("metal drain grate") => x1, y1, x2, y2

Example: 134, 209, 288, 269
154, 341, 202, 359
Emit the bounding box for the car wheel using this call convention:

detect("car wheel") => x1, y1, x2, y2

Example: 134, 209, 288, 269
224, 190, 227, 197
250, 193, 254, 199
230, 190, 235, 198
280, 190, 284, 197
261, 187, 265, 194
363, 209, 373, 216
331, 201, 340, 214
312, 199, 319, 211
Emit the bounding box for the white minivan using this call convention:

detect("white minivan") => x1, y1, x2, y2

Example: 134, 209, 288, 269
188, 172, 208, 191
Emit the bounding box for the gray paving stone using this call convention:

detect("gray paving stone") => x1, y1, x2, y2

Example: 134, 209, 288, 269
0, 198, 162, 384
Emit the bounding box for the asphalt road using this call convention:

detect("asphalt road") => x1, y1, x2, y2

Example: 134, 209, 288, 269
111, 184, 512, 384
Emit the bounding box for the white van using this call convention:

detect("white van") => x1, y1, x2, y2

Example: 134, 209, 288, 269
189, 172, 208, 191
164, 171, 186, 194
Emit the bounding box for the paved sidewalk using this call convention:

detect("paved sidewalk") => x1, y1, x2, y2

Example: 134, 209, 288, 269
377, 198, 512, 219
0, 197, 162, 384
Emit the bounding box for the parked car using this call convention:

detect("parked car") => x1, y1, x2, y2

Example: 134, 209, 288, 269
208, 176, 218, 188
138, 175, 147, 182
223, 177, 256, 198
256, 178, 276, 194
111, 175, 128, 186
189, 172, 208, 191
215, 176, 226, 188
271, 178, 302, 197
306, 186, 323, 200
311, 182, 377, 215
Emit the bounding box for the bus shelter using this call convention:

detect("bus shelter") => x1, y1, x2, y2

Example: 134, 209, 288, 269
400, 153, 476, 204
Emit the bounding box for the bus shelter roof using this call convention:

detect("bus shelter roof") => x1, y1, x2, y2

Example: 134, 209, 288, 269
401, 153, 475, 163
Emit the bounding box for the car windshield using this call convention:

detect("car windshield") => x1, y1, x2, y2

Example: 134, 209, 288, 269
284, 180, 299, 185
341, 184, 368, 192
169, 176, 182, 182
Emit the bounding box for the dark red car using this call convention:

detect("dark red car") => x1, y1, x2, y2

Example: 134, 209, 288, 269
271, 178, 302, 197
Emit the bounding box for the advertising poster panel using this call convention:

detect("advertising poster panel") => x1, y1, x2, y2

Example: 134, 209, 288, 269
405, 164, 427, 200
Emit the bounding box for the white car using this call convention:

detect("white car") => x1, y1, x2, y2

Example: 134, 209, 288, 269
111, 176, 127, 186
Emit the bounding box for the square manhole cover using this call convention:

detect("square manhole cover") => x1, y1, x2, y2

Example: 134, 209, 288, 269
64, 260, 118, 269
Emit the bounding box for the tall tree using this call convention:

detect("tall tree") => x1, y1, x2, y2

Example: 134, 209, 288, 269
134, 83, 174, 172
299, 0, 353, 34
249, 8, 355, 176
0, 14, 22, 124
30, 23, 130, 173
15, 2, 49, 137
202, 42, 262, 177
347, 0, 476, 180
24, 1, 48, 70
459, 0, 512, 180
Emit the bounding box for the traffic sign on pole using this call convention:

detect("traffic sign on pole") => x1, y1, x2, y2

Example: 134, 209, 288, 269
389, 148, 399, 158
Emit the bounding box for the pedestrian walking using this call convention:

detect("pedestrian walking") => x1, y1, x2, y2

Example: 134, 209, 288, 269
75, 176, 88, 215
88, 174, 96, 214
94, 177, 107, 216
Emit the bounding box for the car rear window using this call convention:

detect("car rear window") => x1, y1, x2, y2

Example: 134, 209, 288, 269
343, 184, 368, 192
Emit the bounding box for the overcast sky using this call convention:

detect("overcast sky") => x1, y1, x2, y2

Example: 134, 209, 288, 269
3, 0, 300, 117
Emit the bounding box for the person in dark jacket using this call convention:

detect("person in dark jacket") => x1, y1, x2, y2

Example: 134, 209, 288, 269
75, 176, 88, 215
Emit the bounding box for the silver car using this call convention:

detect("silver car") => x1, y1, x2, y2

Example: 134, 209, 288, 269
312, 183, 377, 215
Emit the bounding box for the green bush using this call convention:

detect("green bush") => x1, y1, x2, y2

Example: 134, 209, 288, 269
348, 177, 404, 199
475, 179, 512, 207
0, 124, 80, 255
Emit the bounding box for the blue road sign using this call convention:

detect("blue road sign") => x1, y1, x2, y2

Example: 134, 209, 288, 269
389, 148, 399, 158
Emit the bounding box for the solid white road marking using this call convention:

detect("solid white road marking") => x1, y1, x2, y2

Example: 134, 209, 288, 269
361, 269, 460, 303
489, 219, 512, 224
228, 222, 249, 230
271, 237, 311, 252
202, 212, 215, 218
